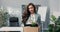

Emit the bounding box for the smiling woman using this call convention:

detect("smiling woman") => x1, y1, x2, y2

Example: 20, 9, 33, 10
22, 3, 41, 27
22, 3, 41, 32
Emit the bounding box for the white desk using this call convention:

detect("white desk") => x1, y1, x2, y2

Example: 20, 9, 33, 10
0, 27, 39, 32
0, 27, 23, 32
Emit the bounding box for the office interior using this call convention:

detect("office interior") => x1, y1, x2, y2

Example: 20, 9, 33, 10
0, 0, 60, 32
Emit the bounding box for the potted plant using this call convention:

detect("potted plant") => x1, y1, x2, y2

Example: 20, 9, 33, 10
0, 8, 9, 27
48, 15, 60, 32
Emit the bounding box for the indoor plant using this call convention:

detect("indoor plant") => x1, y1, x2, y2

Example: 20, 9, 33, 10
48, 15, 60, 32
0, 8, 8, 27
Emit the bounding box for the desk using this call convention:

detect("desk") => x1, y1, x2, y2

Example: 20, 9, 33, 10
0, 27, 23, 32
0, 27, 39, 32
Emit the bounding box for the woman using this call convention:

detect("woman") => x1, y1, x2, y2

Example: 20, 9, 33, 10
22, 3, 41, 27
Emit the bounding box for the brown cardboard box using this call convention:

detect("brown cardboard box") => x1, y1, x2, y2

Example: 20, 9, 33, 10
24, 27, 39, 32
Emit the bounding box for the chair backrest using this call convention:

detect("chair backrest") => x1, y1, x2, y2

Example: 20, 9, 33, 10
9, 17, 18, 22
9, 17, 19, 27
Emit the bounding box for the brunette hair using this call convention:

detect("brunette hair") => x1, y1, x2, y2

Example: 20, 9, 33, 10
22, 3, 36, 24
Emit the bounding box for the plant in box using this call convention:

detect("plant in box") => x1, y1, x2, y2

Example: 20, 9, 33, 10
31, 22, 38, 27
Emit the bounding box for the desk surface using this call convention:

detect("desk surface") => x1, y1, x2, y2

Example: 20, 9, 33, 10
0, 27, 39, 32
0, 27, 23, 32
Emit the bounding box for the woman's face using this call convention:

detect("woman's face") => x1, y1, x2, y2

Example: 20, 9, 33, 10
28, 5, 34, 14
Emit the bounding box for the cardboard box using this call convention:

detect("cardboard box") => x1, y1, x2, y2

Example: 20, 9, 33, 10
24, 27, 39, 32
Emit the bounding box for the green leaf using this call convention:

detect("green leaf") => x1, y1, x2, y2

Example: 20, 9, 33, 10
50, 15, 57, 22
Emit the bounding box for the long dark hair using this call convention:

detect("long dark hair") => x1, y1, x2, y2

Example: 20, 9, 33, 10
22, 3, 36, 24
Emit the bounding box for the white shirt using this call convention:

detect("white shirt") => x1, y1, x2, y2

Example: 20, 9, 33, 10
26, 13, 36, 24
